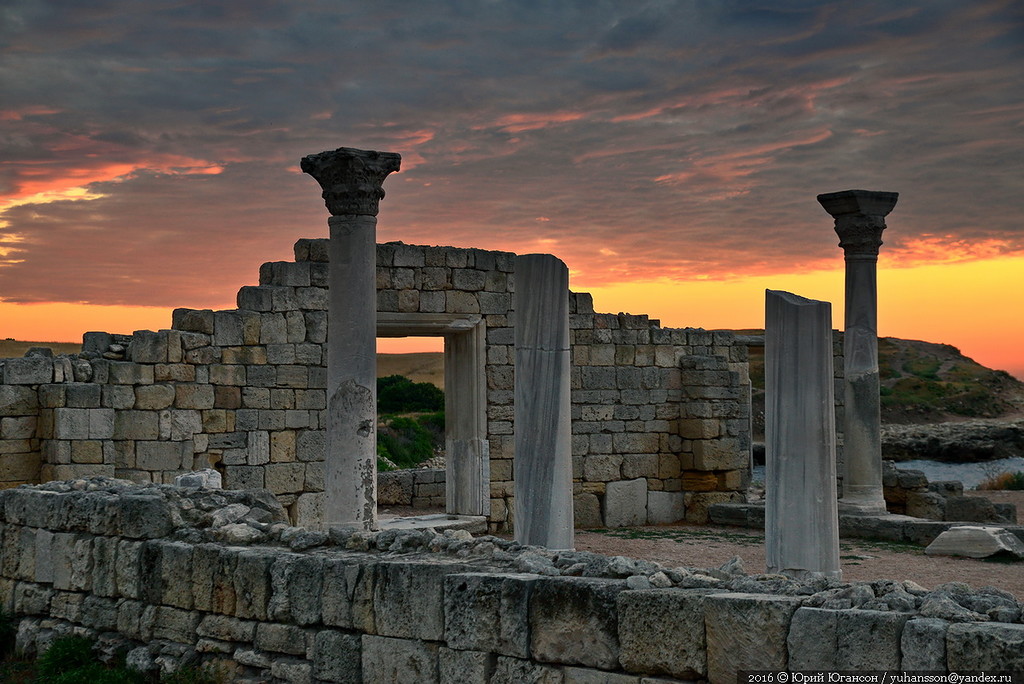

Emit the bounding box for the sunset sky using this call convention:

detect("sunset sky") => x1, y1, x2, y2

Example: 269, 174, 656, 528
2, 2, 1023, 378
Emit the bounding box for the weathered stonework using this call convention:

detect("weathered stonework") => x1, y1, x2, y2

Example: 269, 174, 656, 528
6, 479, 1016, 683
1, 241, 750, 530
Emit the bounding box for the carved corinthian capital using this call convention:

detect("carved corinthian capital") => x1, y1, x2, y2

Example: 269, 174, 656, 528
817, 189, 899, 258
301, 147, 402, 216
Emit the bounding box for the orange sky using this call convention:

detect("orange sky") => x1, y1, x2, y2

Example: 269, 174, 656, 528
2, 3, 1022, 381
4, 253, 1021, 380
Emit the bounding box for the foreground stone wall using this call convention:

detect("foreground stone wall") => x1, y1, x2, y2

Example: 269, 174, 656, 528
0, 239, 751, 530
3, 480, 1022, 683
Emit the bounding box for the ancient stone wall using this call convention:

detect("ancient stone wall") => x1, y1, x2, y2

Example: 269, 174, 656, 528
0, 239, 751, 530
2, 481, 1021, 683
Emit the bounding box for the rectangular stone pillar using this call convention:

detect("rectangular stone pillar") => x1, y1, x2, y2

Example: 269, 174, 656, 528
514, 254, 574, 550
764, 290, 840, 579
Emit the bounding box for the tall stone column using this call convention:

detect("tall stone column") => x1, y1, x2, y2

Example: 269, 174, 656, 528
514, 254, 574, 549
764, 290, 840, 579
301, 147, 401, 531
818, 189, 898, 516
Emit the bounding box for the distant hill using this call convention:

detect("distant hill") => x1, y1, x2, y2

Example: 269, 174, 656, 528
746, 332, 1024, 437
0, 340, 83, 358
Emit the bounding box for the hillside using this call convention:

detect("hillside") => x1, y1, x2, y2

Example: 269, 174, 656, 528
745, 333, 1024, 433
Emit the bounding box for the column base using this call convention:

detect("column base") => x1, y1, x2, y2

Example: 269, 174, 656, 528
838, 487, 888, 516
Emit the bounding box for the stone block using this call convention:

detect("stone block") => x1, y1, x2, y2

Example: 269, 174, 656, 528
491, 656, 563, 684
373, 559, 472, 640
530, 576, 624, 670
113, 410, 160, 440
704, 593, 803, 683
646, 491, 684, 524
321, 556, 376, 632
618, 588, 720, 678
362, 635, 438, 683
439, 648, 494, 684
3, 357, 53, 385
118, 495, 175, 538
901, 617, 948, 670
691, 438, 746, 470
603, 478, 647, 528
947, 622, 1024, 671
836, 609, 909, 669
128, 330, 168, 363
0, 385, 39, 416
444, 572, 538, 658
926, 525, 1024, 559
52, 408, 89, 439
234, 549, 276, 620
313, 629, 362, 683
151, 605, 201, 643
173, 308, 215, 334
197, 614, 257, 642
268, 554, 324, 626
255, 621, 313, 655
191, 543, 237, 614
573, 492, 603, 528
787, 607, 838, 670
136, 441, 189, 471
108, 361, 154, 385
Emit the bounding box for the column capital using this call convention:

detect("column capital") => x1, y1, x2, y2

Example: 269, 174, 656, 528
817, 189, 898, 257
301, 147, 401, 216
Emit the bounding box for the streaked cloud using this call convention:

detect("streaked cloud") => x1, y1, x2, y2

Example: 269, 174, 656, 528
0, 0, 1021, 310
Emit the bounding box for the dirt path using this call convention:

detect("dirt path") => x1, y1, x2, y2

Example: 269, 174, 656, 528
575, 523, 1023, 598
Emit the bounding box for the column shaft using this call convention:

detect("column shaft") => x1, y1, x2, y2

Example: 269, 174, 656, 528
325, 214, 378, 530
764, 290, 841, 579
514, 254, 574, 550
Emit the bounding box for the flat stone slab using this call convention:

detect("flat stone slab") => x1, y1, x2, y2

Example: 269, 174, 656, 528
709, 503, 1024, 547
925, 525, 1024, 560
377, 514, 487, 534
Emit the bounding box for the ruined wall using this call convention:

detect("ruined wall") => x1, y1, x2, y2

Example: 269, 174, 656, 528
0, 239, 750, 529
2, 481, 1021, 683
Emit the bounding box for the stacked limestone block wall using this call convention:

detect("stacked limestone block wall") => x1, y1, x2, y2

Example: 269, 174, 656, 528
3, 482, 1021, 683
0, 239, 751, 530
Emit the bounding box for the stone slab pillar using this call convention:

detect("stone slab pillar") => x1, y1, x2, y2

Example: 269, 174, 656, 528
301, 147, 400, 530
514, 254, 574, 549
764, 290, 841, 579
818, 189, 898, 515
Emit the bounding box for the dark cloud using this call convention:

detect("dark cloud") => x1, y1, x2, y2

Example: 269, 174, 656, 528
0, 0, 1022, 307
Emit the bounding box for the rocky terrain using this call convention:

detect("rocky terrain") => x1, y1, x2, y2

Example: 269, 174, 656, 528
745, 332, 1024, 463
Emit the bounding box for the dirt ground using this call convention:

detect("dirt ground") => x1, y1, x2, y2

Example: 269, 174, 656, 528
574, 490, 1024, 598
385, 490, 1024, 599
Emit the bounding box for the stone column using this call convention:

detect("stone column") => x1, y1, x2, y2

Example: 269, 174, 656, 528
764, 290, 841, 579
514, 254, 574, 549
301, 147, 401, 531
818, 189, 898, 515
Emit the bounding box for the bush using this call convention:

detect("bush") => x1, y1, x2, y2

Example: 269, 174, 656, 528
377, 375, 444, 414
978, 471, 1024, 491
377, 415, 439, 469
36, 636, 98, 680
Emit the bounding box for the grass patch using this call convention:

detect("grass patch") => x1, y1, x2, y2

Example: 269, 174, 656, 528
0, 632, 223, 684
978, 471, 1024, 491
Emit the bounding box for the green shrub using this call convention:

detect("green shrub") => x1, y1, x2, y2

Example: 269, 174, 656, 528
37, 636, 98, 679
377, 416, 437, 469
978, 471, 1024, 491
377, 375, 444, 414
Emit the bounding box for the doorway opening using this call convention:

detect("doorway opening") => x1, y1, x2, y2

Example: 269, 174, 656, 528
375, 313, 490, 526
